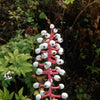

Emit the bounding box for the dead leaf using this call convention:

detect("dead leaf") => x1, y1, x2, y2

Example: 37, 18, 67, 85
33, 27, 38, 34
94, 15, 100, 29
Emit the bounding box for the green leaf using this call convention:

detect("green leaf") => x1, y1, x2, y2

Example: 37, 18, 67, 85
39, 12, 46, 19
18, 87, 23, 95
14, 49, 19, 56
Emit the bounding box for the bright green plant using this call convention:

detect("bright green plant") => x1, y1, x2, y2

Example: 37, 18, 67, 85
15, 87, 31, 100
0, 87, 14, 100
0, 34, 40, 89
0, 48, 32, 76
64, 0, 74, 4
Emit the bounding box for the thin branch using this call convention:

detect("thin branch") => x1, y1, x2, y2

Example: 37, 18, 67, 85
72, 1, 96, 27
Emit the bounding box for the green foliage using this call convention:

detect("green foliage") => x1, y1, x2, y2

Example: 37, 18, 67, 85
0, 49, 32, 77
75, 86, 90, 100
86, 62, 100, 74
0, 34, 35, 58
39, 12, 46, 19
64, 0, 74, 4
0, 34, 39, 89
0, 87, 14, 100
15, 87, 31, 100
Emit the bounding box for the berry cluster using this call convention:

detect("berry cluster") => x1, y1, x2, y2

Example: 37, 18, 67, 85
33, 24, 68, 100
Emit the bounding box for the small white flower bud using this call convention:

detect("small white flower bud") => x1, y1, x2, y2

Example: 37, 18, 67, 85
36, 94, 41, 100
44, 61, 51, 69
36, 68, 43, 75
54, 75, 61, 81
58, 38, 63, 43
53, 28, 58, 33
55, 34, 61, 38
45, 61, 51, 67
35, 48, 41, 54
56, 43, 61, 49
50, 40, 55, 47
55, 55, 60, 59
50, 24, 54, 29
40, 90, 45, 95
47, 79, 53, 83
36, 55, 41, 61
59, 69, 66, 76
56, 59, 64, 65
33, 82, 39, 88
61, 93, 68, 99
41, 30, 47, 36
59, 84, 64, 89
45, 33, 50, 38
37, 37, 43, 43
41, 53, 48, 59
33, 62, 39, 67
51, 50, 57, 55
44, 81, 51, 88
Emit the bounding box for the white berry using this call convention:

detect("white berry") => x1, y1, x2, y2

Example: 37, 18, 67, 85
41, 30, 47, 36
36, 94, 41, 100
41, 53, 48, 59
35, 48, 41, 54
45, 33, 50, 38
40, 90, 45, 95
51, 50, 57, 55
44, 81, 51, 88
54, 75, 61, 81
56, 59, 64, 65
36, 68, 43, 75
33, 62, 39, 67
33, 82, 39, 88
50, 24, 54, 29
61, 93, 68, 99
55, 55, 60, 59
55, 66, 61, 72
37, 37, 43, 43
53, 28, 58, 33
36, 55, 41, 61
58, 38, 63, 43
58, 48, 64, 55
59, 84, 64, 89
59, 69, 66, 76
50, 40, 55, 47
44, 61, 51, 69
55, 34, 61, 38
39, 43, 48, 49
56, 43, 61, 49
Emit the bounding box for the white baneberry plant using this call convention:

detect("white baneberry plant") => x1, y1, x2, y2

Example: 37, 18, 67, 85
33, 24, 68, 100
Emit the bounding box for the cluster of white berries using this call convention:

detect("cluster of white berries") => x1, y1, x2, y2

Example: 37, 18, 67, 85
4, 71, 14, 80
33, 24, 68, 100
